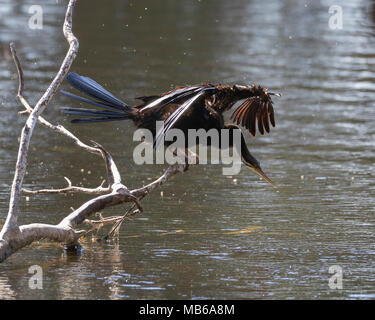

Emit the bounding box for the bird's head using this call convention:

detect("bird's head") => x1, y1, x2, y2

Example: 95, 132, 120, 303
241, 147, 276, 188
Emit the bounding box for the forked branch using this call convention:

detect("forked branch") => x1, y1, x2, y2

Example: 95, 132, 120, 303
0, 0, 188, 263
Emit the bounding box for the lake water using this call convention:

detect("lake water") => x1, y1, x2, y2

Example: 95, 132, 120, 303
0, 0, 374, 299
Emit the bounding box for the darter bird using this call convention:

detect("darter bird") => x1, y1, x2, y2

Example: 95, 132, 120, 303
61, 72, 280, 186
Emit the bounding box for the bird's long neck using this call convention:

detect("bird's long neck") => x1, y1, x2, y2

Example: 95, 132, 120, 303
238, 129, 261, 168
223, 124, 274, 187
224, 124, 260, 168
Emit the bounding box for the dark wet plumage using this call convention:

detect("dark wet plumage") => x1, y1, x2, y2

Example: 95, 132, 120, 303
61, 72, 280, 186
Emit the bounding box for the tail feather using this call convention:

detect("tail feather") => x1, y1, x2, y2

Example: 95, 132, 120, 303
61, 72, 136, 123
71, 118, 128, 124
61, 107, 127, 118
60, 90, 123, 112
66, 72, 127, 109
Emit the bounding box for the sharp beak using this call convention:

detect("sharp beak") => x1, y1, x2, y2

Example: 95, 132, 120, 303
247, 165, 276, 188
235, 126, 276, 188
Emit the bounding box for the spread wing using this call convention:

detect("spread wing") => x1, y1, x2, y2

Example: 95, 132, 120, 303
140, 86, 206, 112
230, 97, 275, 136
154, 87, 216, 148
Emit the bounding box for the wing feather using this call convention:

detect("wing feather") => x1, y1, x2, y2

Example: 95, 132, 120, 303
230, 97, 276, 136
154, 88, 215, 148
230, 104, 243, 123
257, 103, 265, 135
241, 100, 252, 129
268, 103, 275, 127
262, 103, 270, 133
234, 104, 247, 125
141, 86, 202, 111
248, 100, 259, 136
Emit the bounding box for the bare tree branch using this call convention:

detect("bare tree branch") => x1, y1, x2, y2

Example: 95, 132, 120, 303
0, 0, 189, 263
5, 0, 78, 228
90, 141, 122, 186
0, 0, 80, 262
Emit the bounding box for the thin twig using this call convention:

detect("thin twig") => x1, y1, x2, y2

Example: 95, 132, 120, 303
23, 179, 109, 195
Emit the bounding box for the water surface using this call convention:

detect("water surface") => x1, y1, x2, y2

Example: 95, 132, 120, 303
0, 0, 374, 299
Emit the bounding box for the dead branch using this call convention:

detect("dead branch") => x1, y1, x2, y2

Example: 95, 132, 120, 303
0, 0, 188, 263
85, 213, 125, 233
22, 177, 109, 195
0, 0, 80, 262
